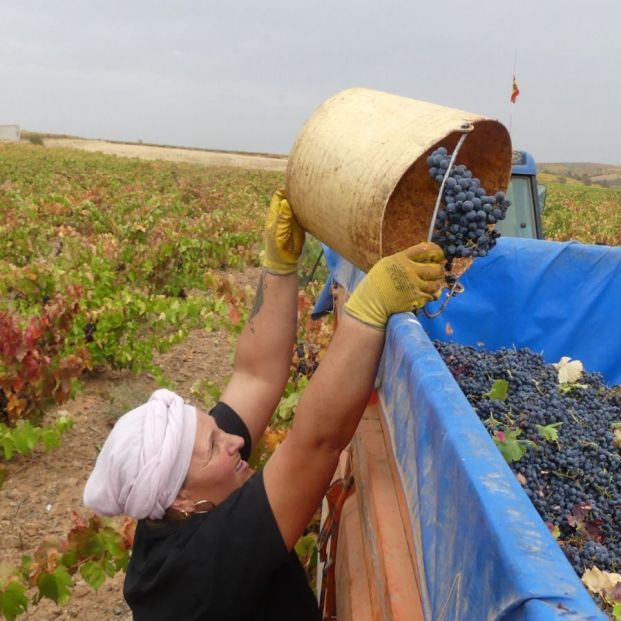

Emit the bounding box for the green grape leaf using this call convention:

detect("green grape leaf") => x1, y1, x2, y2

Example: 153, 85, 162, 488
79, 560, 105, 591
559, 382, 589, 394
0, 580, 29, 621
12, 422, 39, 454
0, 435, 15, 460
99, 529, 126, 559
277, 392, 300, 422
295, 533, 318, 574
17, 556, 33, 583
497, 438, 527, 463
114, 552, 130, 573
55, 415, 74, 434
61, 549, 78, 570
494, 428, 527, 463
483, 379, 509, 401
103, 559, 116, 578
294, 533, 317, 559
41, 428, 61, 452
37, 566, 72, 605
536, 422, 563, 443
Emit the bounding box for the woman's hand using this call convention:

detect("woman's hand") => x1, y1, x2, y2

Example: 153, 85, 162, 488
344, 242, 446, 329
262, 189, 306, 275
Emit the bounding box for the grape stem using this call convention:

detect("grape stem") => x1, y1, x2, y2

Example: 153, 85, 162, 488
578, 440, 621, 462
567, 409, 586, 427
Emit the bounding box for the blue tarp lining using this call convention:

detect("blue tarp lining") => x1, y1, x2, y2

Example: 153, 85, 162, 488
419, 238, 621, 387
316, 237, 618, 620
380, 315, 604, 620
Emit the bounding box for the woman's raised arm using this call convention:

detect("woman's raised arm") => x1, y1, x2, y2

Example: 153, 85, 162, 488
219, 190, 305, 449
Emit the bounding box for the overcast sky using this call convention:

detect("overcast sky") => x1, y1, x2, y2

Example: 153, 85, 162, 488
2, 0, 620, 164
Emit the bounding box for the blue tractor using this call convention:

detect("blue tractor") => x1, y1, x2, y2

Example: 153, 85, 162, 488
496, 149, 546, 240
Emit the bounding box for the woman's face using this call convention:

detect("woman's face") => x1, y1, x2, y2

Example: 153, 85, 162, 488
174, 410, 253, 511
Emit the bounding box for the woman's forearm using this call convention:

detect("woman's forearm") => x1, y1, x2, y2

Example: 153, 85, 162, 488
236, 270, 298, 381
219, 270, 298, 445
290, 313, 384, 452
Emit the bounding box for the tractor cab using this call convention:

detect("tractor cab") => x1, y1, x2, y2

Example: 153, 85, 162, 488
496, 149, 546, 239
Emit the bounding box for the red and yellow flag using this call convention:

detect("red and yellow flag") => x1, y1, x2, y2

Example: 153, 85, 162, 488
511, 74, 520, 103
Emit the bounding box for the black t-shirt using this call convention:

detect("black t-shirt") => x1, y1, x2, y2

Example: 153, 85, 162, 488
123, 402, 320, 621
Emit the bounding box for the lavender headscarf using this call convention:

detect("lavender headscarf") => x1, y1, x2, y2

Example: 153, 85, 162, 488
83, 389, 197, 520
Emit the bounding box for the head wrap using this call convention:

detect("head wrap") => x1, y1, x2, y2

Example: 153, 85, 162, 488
83, 389, 197, 520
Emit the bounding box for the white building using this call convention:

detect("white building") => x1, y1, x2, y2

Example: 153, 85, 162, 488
0, 125, 20, 141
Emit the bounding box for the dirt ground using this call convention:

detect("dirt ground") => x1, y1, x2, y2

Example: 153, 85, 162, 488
0, 269, 261, 620
43, 139, 288, 172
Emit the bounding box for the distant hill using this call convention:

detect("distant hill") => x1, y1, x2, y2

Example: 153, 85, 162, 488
538, 162, 621, 188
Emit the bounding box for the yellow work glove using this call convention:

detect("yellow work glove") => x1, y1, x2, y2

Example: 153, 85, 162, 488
344, 242, 445, 330
262, 189, 306, 275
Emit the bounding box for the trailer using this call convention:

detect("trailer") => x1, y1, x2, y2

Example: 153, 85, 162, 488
315, 238, 621, 620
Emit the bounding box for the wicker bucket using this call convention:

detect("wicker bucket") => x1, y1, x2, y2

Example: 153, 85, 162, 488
285, 87, 512, 272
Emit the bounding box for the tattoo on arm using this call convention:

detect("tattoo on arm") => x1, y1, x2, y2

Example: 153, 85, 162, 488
248, 272, 267, 325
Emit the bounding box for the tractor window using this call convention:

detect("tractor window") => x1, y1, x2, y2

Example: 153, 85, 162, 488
495, 176, 536, 238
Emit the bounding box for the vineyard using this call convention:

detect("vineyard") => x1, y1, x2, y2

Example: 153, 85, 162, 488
0, 141, 619, 620
542, 183, 621, 246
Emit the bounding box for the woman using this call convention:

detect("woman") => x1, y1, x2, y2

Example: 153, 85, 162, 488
83, 190, 445, 620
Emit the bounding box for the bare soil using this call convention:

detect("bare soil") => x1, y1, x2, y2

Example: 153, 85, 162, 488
0, 268, 261, 620
43, 139, 288, 172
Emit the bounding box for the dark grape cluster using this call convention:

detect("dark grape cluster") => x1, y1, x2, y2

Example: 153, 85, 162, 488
426, 147, 511, 265
435, 341, 621, 577
295, 342, 318, 378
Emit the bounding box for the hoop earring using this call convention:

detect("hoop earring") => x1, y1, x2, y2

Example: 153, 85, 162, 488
193, 500, 215, 514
